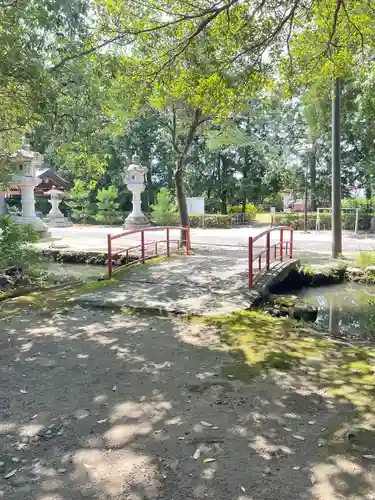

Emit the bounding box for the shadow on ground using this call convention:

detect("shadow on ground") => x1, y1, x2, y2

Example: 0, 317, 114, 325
0, 304, 375, 499
79, 255, 251, 315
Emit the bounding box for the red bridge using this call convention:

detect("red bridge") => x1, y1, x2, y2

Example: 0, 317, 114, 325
107, 225, 294, 290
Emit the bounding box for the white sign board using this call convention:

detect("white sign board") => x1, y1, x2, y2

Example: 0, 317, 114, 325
186, 197, 205, 215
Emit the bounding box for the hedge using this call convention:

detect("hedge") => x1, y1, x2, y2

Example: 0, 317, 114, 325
189, 213, 253, 228
271, 211, 372, 231
158, 213, 253, 228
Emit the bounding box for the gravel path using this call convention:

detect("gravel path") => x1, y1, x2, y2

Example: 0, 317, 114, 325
1, 304, 375, 500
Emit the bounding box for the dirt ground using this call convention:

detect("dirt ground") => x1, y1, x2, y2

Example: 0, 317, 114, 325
1, 302, 375, 500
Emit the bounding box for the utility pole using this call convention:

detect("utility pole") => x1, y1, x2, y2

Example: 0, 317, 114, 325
332, 77, 342, 258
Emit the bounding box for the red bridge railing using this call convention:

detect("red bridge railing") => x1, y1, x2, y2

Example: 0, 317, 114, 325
107, 226, 190, 278
248, 226, 293, 289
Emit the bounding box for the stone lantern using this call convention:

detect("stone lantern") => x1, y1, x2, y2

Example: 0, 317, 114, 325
10, 139, 48, 235
44, 186, 72, 227
122, 154, 150, 229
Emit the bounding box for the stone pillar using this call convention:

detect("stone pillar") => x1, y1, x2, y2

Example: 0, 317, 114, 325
14, 177, 48, 233
20, 182, 37, 218
123, 154, 150, 229
11, 140, 48, 235
0, 194, 6, 216
44, 186, 72, 227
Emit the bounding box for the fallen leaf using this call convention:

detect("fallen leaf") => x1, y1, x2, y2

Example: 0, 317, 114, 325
212, 426, 219, 430
177, 437, 185, 441
283, 427, 292, 432
308, 420, 316, 425
203, 458, 216, 463
112, 385, 117, 391
193, 448, 201, 460
97, 419, 108, 424
363, 455, 375, 460
4, 469, 17, 479
20, 389, 27, 394
240, 486, 246, 493
292, 435, 305, 441
200, 421, 213, 427
310, 474, 316, 485
293, 466, 301, 470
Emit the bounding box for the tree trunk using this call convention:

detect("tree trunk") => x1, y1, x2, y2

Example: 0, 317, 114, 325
175, 163, 189, 245
219, 153, 228, 214
310, 148, 317, 212
241, 145, 250, 212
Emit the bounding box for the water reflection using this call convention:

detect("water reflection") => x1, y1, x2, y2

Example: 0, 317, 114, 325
300, 283, 375, 340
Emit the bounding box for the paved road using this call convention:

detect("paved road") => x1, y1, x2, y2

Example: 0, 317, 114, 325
40, 225, 375, 264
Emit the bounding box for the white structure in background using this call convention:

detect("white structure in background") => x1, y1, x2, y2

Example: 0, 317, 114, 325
123, 154, 150, 229
10, 140, 48, 235
0, 195, 5, 216
44, 186, 72, 227
186, 197, 205, 215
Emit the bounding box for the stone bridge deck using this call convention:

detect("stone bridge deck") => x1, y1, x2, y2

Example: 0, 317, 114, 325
78, 254, 299, 316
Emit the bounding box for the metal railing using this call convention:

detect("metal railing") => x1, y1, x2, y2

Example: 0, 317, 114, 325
107, 226, 190, 278
248, 226, 293, 289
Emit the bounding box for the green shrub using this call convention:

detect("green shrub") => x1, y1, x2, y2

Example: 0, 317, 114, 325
342, 197, 372, 210
342, 211, 371, 230
228, 203, 257, 219
0, 217, 40, 271
189, 214, 232, 228
260, 194, 284, 212
271, 211, 372, 231
355, 251, 375, 269
151, 188, 179, 226
95, 185, 122, 225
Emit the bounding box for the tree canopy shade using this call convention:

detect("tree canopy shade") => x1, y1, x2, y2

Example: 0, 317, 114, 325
51, 0, 375, 80
3, 0, 375, 228
0, 0, 89, 181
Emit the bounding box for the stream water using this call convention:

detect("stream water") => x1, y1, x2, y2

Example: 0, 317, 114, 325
299, 282, 375, 340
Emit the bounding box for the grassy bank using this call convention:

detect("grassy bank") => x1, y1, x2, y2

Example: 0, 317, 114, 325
207, 310, 375, 409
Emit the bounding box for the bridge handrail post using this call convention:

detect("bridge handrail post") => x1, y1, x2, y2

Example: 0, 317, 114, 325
266, 232, 270, 270
280, 228, 284, 262
141, 230, 145, 263
107, 234, 112, 279
289, 226, 293, 259
186, 227, 190, 256
248, 236, 253, 289
166, 228, 170, 257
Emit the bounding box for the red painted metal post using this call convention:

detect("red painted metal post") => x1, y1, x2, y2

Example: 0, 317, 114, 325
107, 234, 112, 279
248, 236, 253, 289
166, 228, 170, 257
186, 227, 190, 256
266, 232, 270, 270
141, 230, 145, 263
289, 226, 293, 259
280, 228, 284, 262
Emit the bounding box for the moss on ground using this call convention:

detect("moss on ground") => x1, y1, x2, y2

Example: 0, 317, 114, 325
0, 256, 172, 319
206, 310, 375, 408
